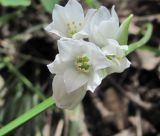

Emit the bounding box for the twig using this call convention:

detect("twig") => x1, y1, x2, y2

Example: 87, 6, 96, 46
108, 77, 153, 110
133, 14, 160, 22
90, 93, 114, 119
136, 109, 143, 136
113, 128, 136, 136
54, 119, 64, 136
43, 110, 52, 136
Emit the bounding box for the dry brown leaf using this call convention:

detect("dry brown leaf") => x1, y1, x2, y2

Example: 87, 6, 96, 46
135, 50, 160, 70
103, 88, 129, 130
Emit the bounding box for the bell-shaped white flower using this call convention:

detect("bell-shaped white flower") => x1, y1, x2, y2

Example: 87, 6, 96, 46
45, 0, 96, 38
47, 38, 111, 109
77, 6, 133, 46
77, 6, 119, 47
102, 39, 131, 74
52, 75, 86, 109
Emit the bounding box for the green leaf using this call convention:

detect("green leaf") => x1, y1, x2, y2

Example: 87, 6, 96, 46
125, 23, 153, 56
0, 97, 55, 135
40, 0, 59, 13
117, 14, 133, 45
0, 0, 31, 7
84, 0, 100, 8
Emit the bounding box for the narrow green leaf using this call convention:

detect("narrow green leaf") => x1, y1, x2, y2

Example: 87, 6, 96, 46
117, 14, 133, 45
40, 0, 59, 13
84, 0, 100, 8
0, 0, 31, 7
0, 97, 55, 136
125, 23, 153, 56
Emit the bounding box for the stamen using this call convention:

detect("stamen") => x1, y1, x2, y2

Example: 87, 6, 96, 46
79, 23, 82, 26
66, 21, 81, 37
75, 55, 90, 73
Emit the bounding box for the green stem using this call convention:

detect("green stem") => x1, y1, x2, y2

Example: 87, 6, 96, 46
0, 97, 55, 136
125, 23, 153, 56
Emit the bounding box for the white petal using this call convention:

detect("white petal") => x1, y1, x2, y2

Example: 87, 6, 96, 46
102, 39, 128, 57
72, 30, 89, 39
58, 38, 94, 61
89, 45, 111, 70
107, 57, 131, 74
89, 27, 105, 47
65, 0, 84, 23
102, 39, 119, 55
72, 9, 96, 40
81, 9, 97, 35
47, 55, 69, 74
57, 39, 78, 61
111, 5, 119, 25
87, 6, 120, 46
90, 6, 110, 26
117, 45, 128, 57
84, 9, 96, 28
52, 4, 68, 36
45, 22, 65, 37
97, 20, 119, 40
63, 68, 88, 93
87, 72, 102, 92
52, 75, 86, 109
120, 45, 128, 51
120, 57, 131, 70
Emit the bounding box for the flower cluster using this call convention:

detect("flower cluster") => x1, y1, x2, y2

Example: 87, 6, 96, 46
46, 0, 131, 109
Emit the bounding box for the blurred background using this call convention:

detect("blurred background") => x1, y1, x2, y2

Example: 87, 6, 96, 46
0, 0, 160, 136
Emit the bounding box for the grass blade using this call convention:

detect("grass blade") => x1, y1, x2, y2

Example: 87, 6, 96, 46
0, 97, 55, 136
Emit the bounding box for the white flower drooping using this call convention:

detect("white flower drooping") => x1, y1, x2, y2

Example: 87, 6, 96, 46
45, 0, 95, 38
47, 38, 110, 109
101, 39, 131, 74
77, 6, 131, 75
77, 6, 119, 46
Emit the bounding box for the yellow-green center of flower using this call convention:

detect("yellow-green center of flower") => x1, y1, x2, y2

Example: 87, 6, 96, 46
75, 55, 90, 73
67, 21, 82, 37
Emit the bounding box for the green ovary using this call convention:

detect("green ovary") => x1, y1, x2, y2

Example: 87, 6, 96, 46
75, 55, 91, 73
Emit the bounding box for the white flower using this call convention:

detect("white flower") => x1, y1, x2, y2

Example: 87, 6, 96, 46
45, 0, 96, 38
47, 38, 110, 109
77, 6, 120, 47
102, 39, 131, 74
76, 6, 131, 74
